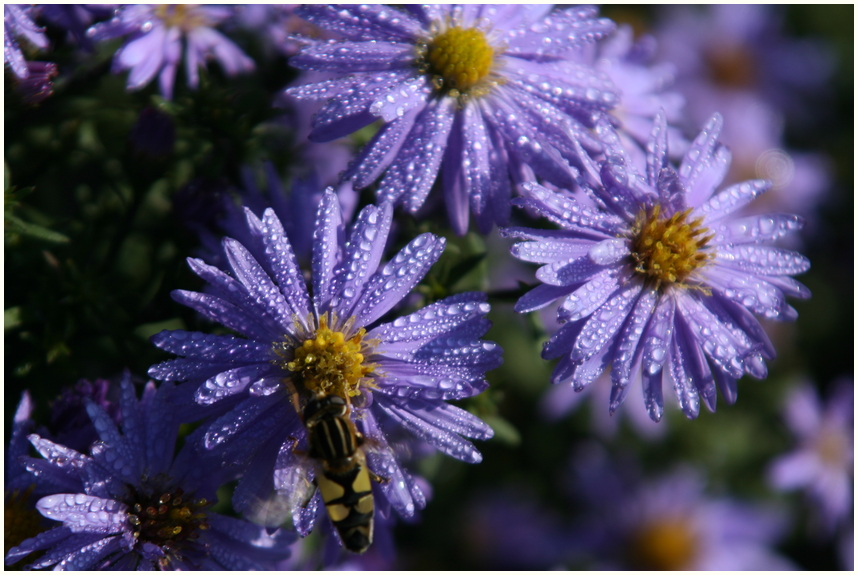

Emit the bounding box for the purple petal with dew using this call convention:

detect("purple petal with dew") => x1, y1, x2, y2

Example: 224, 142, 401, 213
674, 314, 718, 412
486, 118, 514, 228
516, 182, 625, 236
195, 363, 280, 405
599, 157, 654, 220
373, 396, 490, 464
207, 514, 294, 568
537, 254, 605, 287
148, 357, 241, 383
361, 410, 420, 517
489, 98, 579, 190
116, 27, 167, 90
611, 286, 658, 387
641, 367, 665, 422
559, 267, 624, 323
374, 360, 490, 401
115, 375, 144, 470
656, 165, 688, 216
203, 394, 286, 452
379, 98, 456, 212
291, 39, 413, 73
271, 455, 316, 532
371, 74, 433, 122
713, 364, 739, 406
715, 245, 810, 277
331, 203, 393, 318
21, 458, 84, 494
646, 109, 669, 187
460, 103, 496, 235
410, 336, 502, 371
595, 118, 640, 176
230, 433, 281, 518
705, 266, 790, 320
307, 71, 408, 143
187, 26, 254, 77
5, 526, 74, 567
37, 494, 127, 534
287, 73, 371, 102
588, 237, 629, 266
28, 434, 88, 469
157, 27, 180, 99
258, 208, 313, 324
675, 294, 746, 379
369, 292, 491, 344
510, 235, 593, 264
571, 342, 613, 391
295, 4, 422, 42
764, 274, 811, 300
54, 535, 122, 571
88, 411, 139, 483
610, 357, 643, 414
640, 295, 675, 378
311, 190, 345, 317
515, 283, 574, 314
668, 334, 701, 419
678, 114, 722, 186
25, 532, 110, 570
543, 320, 586, 360
706, 296, 776, 360
223, 237, 297, 332
143, 381, 179, 478
351, 233, 445, 327
345, 106, 421, 189
442, 109, 470, 235
695, 179, 771, 225
503, 6, 615, 57
150, 330, 272, 362
712, 213, 805, 245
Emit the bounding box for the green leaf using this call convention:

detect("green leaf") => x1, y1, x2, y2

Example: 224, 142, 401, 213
483, 414, 522, 447
447, 252, 487, 288
4, 213, 70, 244
134, 318, 187, 341
4, 306, 23, 331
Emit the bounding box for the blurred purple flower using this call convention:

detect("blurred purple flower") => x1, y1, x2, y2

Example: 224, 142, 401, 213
506, 112, 810, 421
86, 5, 255, 100
232, 4, 325, 58
38, 4, 115, 50
49, 378, 121, 454
768, 378, 854, 532
148, 192, 501, 549
4, 4, 49, 79
5, 373, 295, 570
286, 5, 619, 235
12, 60, 57, 104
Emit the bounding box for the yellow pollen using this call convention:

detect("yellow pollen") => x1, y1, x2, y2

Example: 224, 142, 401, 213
629, 518, 699, 571
427, 26, 494, 93
630, 205, 714, 290
154, 5, 206, 31
285, 313, 377, 399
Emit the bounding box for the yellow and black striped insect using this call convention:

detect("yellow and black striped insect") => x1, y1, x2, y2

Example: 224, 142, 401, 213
302, 394, 377, 554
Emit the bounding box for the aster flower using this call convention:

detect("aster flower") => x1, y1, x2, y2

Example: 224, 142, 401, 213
86, 4, 255, 100
768, 378, 853, 532
505, 111, 811, 420
4, 4, 49, 79
286, 4, 619, 235
148, 191, 501, 549
49, 378, 121, 454
12, 61, 58, 105
5, 373, 295, 570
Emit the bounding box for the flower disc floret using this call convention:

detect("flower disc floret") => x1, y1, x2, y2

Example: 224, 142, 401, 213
630, 205, 714, 289
127, 487, 210, 564
154, 4, 207, 32
425, 26, 494, 94
629, 518, 699, 571
281, 313, 378, 399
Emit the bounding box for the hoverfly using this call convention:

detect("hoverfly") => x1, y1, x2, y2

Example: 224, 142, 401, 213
301, 393, 381, 554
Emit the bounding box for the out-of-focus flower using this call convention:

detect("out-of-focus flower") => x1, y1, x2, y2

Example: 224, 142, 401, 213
49, 378, 121, 454
5, 373, 295, 570
768, 378, 854, 532
4, 4, 49, 79
86, 5, 255, 100
12, 61, 57, 104
286, 5, 619, 235
38, 5, 115, 50
232, 4, 325, 58
573, 24, 687, 168
567, 446, 795, 570
506, 112, 810, 420
148, 192, 501, 550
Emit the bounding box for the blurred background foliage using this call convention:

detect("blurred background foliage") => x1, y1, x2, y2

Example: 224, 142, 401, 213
5, 4, 853, 570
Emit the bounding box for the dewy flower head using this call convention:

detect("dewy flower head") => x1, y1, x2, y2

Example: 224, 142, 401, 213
86, 4, 255, 100
148, 190, 501, 548
5, 373, 294, 570
505, 111, 811, 421
286, 5, 619, 235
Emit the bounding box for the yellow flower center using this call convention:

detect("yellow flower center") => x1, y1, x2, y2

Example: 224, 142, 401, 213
282, 313, 377, 399
154, 5, 207, 31
5, 487, 45, 563
427, 26, 494, 93
630, 205, 714, 290
629, 518, 699, 571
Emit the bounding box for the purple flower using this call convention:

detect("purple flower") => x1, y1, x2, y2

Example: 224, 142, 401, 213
49, 378, 122, 454
768, 378, 853, 532
11, 61, 58, 104
505, 111, 810, 420
5, 373, 294, 570
286, 5, 619, 235
148, 191, 501, 549
4, 5, 49, 79
86, 5, 255, 100
38, 5, 115, 50
572, 459, 795, 570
